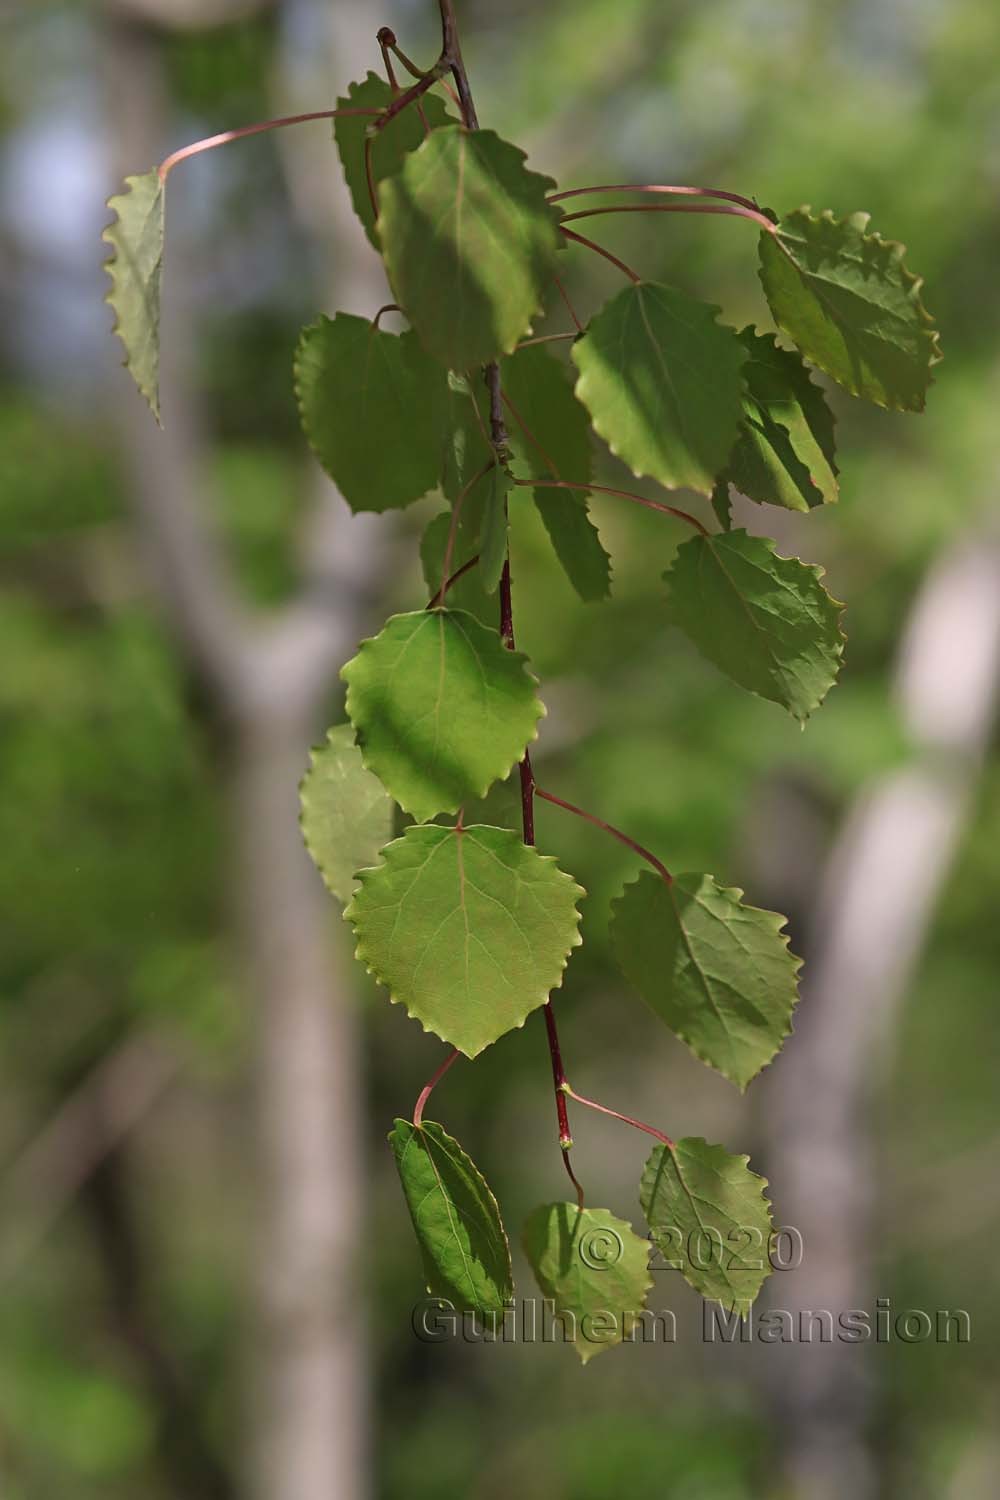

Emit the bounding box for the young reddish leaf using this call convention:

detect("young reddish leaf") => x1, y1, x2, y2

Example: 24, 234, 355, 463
571, 282, 745, 496
103, 169, 164, 423
610, 870, 801, 1090
640, 1138, 774, 1310
663, 530, 845, 721
378, 126, 562, 370
341, 609, 544, 823
758, 208, 940, 411
294, 314, 449, 512
299, 724, 394, 905
726, 327, 838, 512
389, 1118, 513, 1312
502, 344, 611, 602
347, 824, 584, 1057
333, 72, 454, 249
522, 1204, 653, 1363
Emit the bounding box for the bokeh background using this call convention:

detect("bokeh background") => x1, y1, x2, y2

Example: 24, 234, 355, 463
2, 1, 999, 1496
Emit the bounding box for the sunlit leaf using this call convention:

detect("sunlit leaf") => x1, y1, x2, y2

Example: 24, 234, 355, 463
294, 314, 449, 511
610, 870, 801, 1089
640, 1138, 773, 1310
663, 529, 845, 720
389, 1118, 513, 1311
299, 724, 394, 904
726, 327, 838, 511
572, 282, 745, 495
378, 126, 562, 369
522, 1204, 653, 1363
333, 72, 454, 249
103, 169, 164, 422
758, 208, 940, 411
347, 823, 584, 1057
341, 609, 544, 823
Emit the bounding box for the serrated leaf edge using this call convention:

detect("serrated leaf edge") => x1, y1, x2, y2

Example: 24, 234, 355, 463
610, 868, 803, 1091
377, 125, 562, 368
760, 206, 941, 413
639, 1137, 774, 1310
346, 825, 585, 1059
729, 324, 840, 510
521, 1203, 655, 1365
663, 529, 848, 722
390, 1116, 515, 1307
297, 727, 391, 904
102, 169, 164, 425
341, 610, 547, 822
571, 282, 747, 498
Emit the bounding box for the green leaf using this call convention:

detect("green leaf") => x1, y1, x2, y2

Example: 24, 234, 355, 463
103, 169, 164, 423
663, 529, 845, 721
294, 314, 449, 512
521, 1204, 653, 1364
609, 870, 801, 1089
378, 126, 562, 370
479, 465, 513, 594
640, 1138, 773, 1310
502, 344, 611, 602
420, 509, 494, 624
333, 72, 454, 249
346, 823, 584, 1057
758, 209, 940, 411
389, 1118, 513, 1312
571, 282, 746, 496
726, 327, 838, 512
298, 724, 394, 905
441, 371, 494, 504
711, 480, 733, 531
342, 609, 544, 823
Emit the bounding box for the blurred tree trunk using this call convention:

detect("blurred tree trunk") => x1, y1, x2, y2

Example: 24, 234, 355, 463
759, 530, 1000, 1500
102, 5, 389, 1496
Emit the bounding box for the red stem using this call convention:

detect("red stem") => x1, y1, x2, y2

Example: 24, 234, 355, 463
158, 108, 381, 179
535, 787, 673, 884
513, 477, 709, 536
434, 460, 494, 607
438, 0, 584, 1203
559, 225, 642, 283
515, 332, 578, 349
562, 1084, 675, 1150
425, 553, 481, 608
559, 202, 776, 235
553, 274, 584, 332
548, 181, 763, 213
413, 1049, 461, 1127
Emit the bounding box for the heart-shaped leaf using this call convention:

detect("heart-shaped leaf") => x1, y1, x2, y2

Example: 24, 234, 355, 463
572, 282, 745, 495
610, 870, 801, 1089
663, 529, 845, 721
758, 208, 940, 411
378, 126, 562, 369
342, 609, 544, 823
522, 1204, 653, 1363
294, 314, 449, 511
640, 1138, 773, 1310
347, 823, 584, 1057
